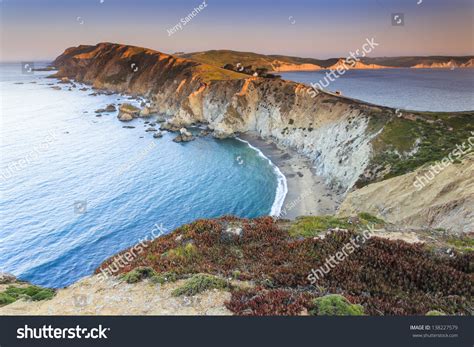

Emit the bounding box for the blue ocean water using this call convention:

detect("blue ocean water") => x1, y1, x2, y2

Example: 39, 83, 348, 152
280, 68, 474, 112
0, 63, 283, 288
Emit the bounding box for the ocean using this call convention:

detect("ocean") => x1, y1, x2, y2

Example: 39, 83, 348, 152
280, 68, 474, 112
0, 62, 283, 288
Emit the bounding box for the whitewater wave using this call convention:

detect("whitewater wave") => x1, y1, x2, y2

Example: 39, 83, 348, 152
236, 138, 288, 217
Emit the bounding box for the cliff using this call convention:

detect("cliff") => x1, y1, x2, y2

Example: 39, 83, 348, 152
327, 58, 390, 70
339, 154, 474, 233
52, 43, 474, 194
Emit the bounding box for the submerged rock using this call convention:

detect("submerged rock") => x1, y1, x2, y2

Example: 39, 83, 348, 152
153, 132, 163, 138
105, 104, 116, 112
96, 104, 117, 114
145, 127, 157, 132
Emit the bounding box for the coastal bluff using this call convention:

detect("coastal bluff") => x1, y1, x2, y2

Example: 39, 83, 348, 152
52, 42, 474, 231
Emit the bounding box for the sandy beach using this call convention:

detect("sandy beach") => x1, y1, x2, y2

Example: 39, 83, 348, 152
239, 132, 343, 219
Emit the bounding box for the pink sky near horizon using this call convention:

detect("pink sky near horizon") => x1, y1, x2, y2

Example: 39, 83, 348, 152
0, 0, 473, 62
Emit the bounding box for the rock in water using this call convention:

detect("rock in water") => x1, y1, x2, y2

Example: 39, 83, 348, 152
180, 128, 192, 137
139, 106, 154, 117
58, 77, 72, 84
160, 122, 181, 132
153, 132, 163, 138
105, 104, 117, 112
118, 103, 140, 122
173, 128, 194, 142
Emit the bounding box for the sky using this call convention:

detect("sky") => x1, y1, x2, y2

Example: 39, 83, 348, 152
0, 0, 473, 61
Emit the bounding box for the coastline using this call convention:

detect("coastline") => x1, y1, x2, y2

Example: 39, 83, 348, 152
238, 132, 343, 219
235, 138, 288, 217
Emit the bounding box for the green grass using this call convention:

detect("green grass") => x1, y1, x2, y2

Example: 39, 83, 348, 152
121, 267, 180, 285
357, 212, 385, 225
367, 112, 474, 182
164, 243, 198, 261
289, 216, 351, 238
194, 64, 246, 82
289, 213, 384, 238
0, 293, 16, 306
0, 285, 55, 306
184, 50, 277, 70
309, 294, 365, 316
171, 274, 230, 297
120, 103, 140, 112
445, 236, 474, 252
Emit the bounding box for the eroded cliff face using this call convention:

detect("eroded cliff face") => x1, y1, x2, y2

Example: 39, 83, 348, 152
411, 58, 474, 69
52, 43, 472, 195
160, 75, 394, 191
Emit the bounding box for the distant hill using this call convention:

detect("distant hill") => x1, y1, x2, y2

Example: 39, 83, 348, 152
182, 50, 474, 71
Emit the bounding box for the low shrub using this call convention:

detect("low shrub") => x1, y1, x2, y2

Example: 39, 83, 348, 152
172, 274, 229, 297
121, 267, 157, 284
309, 294, 364, 316
151, 272, 179, 285
0, 293, 16, 306
357, 212, 384, 225
0, 285, 55, 305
